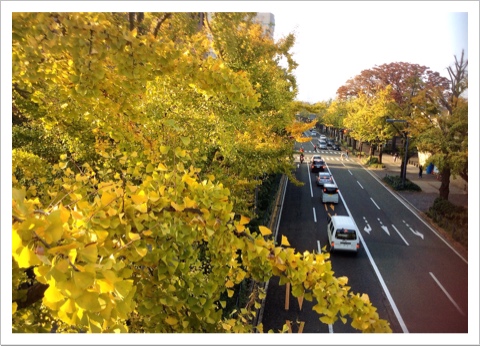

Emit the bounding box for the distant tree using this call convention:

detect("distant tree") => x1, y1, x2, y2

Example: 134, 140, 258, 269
343, 86, 396, 163
415, 51, 468, 200
337, 62, 450, 179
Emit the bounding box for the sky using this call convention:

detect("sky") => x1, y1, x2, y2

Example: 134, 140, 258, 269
271, 4, 474, 103
1, 2, 478, 345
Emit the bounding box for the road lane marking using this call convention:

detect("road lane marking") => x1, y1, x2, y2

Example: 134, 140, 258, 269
363, 216, 372, 234
429, 272, 465, 316
307, 163, 313, 198
357, 181, 364, 189
357, 230, 409, 333
370, 197, 380, 210
392, 224, 409, 246
313, 207, 317, 223
402, 220, 424, 240
361, 166, 467, 264
348, 169, 353, 175
377, 218, 390, 235
338, 189, 409, 333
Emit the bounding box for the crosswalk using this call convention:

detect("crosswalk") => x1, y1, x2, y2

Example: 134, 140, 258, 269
296, 152, 352, 162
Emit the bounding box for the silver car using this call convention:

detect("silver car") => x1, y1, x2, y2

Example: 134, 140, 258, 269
316, 172, 333, 186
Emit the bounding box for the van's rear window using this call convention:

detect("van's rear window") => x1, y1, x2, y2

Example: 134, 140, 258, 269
336, 229, 357, 240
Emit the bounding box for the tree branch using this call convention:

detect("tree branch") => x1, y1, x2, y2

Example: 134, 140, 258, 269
153, 13, 172, 38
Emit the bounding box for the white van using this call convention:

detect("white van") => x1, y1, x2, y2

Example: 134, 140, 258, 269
321, 183, 339, 204
327, 215, 360, 253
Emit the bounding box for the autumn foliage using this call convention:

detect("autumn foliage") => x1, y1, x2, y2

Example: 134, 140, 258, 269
12, 12, 391, 333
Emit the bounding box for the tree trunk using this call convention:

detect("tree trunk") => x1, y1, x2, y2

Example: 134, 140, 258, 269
378, 143, 383, 164
439, 166, 451, 200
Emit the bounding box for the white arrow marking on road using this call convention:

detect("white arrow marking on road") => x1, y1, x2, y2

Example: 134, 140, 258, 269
403, 220, 424, 240
363, 216, 372, 234
377, 218, 390, 235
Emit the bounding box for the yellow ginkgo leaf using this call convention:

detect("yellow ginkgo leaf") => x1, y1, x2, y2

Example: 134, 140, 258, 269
258, 226, 272, 236
281, 235, 290, 247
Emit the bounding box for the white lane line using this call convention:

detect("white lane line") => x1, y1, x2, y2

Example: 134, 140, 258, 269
338, 189, 409, 333
313, 207, 317, 223
307, 164, 313, 198
348, 170, 353, 175
317, 240, 333, 333
357, 181, 364, 189
429, 272, 465, 316
370, 197, 380, 210
392, 224, 409, 246
361, 166, 467, 264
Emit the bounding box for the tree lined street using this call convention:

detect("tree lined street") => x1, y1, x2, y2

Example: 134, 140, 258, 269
261, 134, 468, 333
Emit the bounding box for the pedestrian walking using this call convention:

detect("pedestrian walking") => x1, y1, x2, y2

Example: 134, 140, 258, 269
313, 144, 317, 152
393, 152, 398, 162
345, 149, 349, 158
419, 165, 423, 178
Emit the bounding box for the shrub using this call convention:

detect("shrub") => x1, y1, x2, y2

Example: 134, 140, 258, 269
383, 174, 421, 191
363, 156, 385, 169
426, 198, 468, 248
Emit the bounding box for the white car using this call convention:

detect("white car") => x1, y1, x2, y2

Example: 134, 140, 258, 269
327, 215, 360, 253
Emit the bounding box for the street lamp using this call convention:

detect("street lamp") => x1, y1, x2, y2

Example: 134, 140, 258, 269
386, 119, 408, 188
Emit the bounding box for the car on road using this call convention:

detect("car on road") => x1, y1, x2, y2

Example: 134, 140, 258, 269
318, 140, 328, 150
331, 142, 341, 151
319, 135, 327, 141
310, 158, 326, 173
316, 172, 333, 186
326, 215, 360, 253
321, 183, 339, 204
327, 139, 334, 147
309, 154, 322, 163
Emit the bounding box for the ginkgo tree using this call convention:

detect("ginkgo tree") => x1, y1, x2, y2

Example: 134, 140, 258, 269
342, 86, 396, 163
12, 12, 391, 333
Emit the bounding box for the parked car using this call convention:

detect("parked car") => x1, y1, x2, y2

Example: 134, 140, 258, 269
316, 172, 333, 186
310, 159, 326, 173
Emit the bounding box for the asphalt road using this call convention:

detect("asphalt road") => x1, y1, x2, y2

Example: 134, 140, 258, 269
260, 137, 468, 334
